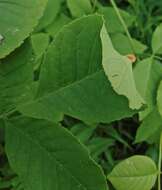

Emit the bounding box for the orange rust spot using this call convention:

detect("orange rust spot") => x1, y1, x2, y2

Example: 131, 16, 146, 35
126, 54, 136, 63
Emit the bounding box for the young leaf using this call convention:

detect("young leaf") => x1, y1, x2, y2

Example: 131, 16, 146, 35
67, 0, 92, 18
18, 15, 137, 123
100, 24, 145, 110
134, 58, 162, 119
108, 155, 157, 190
135, 108, 162, 144
5, 116, 108, 190
0, 0, 47, 58
152, 24, 162, 54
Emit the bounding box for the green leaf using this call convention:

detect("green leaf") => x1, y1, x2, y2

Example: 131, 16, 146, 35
111, 33, 147, 55
134, 58, 162, 119
5, 116, 108, 190
152, 23, 162, 54
0, 0, 47, 58
36, 0, 61, 31
135, 107, 162, 144
46, 14, 72, 37
157, 80, 162, 118
67, 0, 92, 18
31, 33, 50, 58
108, 155, 157, 190
98, 7, 134, 33
70, 123, 95, 144
0, 41, 33, 117
18, 15, 137, 123
100, 24, 144, 110
88, 137, 114, 159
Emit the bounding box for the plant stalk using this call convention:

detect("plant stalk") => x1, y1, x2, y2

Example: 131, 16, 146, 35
109, 0, 135, 54
158, 133, 162, 190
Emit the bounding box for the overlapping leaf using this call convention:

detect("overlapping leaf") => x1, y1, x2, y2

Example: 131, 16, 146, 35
0, 41, 33, 117
0, 0, 47, 58
100, 24, 144, 110
18, 15, 137, 123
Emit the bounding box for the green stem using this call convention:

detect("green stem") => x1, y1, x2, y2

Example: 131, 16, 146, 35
92, 0, 97, 12
158, 133, 162, 190
109, 0, 135, 54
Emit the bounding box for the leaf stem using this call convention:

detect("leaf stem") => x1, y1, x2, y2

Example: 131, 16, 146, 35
92, 0, 97, 12
158, 133, 162, 190
109, 0, 135, 54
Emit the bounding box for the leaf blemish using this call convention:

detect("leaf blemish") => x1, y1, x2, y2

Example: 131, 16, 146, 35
0, 34, 4, 45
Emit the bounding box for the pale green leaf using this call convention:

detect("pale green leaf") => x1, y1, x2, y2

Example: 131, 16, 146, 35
5, 116, 108, 190
152, 23, 162, 54
18, 15, 137, 123
67, 0, 92, 18
108, 156, 157, 190
100, 24, 144, 110
0, 0, 47, 58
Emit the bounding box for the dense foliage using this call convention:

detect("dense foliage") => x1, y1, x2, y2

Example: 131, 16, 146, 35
0, 0, 162, 190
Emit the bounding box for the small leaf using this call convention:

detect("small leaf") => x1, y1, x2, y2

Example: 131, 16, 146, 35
108, 155, 157, 190
67, 0, 92, 18
134, 58, 162, 119
5, 116, 108, 190
31, 33, 50, 58
46, 14, 72, 37
36, 0, 61, 31
152, 23, 162, 54
0, 0, 47, 58
135, 107, 162, 144
100, 24, 145, 110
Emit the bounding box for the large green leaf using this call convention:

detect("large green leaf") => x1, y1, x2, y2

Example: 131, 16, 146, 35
108, 156, 157, 190
100, 24, 144, 110
0, 41, 33, 117
18, 15, 136, 123
135, 107, 162, 144
0, 0, 47, 58
67, 0, 92, 18
134, 58, 162, 119
152, 23, 162, 54
5, 116, 108, 190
